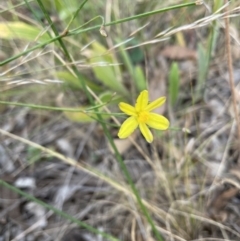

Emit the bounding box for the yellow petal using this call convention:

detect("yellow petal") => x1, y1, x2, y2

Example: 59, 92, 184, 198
144, 97, 166, 112
146, 113, 169, 130
139, 123, 153, 143
119, 102, 137, 116
118, 116, 138, 139
135, 90, 148, 112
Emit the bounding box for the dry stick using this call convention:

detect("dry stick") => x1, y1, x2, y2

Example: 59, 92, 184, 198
224, 0, 240, 149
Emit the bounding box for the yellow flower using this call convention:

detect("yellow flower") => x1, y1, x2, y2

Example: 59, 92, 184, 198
118, 90, 169, 143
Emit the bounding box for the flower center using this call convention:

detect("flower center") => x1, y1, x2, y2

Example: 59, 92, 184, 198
137, 111, 149, 123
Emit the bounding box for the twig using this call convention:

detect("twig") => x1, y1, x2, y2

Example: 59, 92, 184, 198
224, 0, 240, 154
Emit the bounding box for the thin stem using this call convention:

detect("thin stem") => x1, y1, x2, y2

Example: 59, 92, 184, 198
0, 35, 62, 66
0, 1, 199, 66
65, 0, 89, 30
0, 0, 34, 13
224, 0, 240, 146
36, 0, 75, 62
0, 100, 124, 116
67, 15, 105, 33
104, 1, 197, 26
31, 0, 165, 240
0, 180, 120, 241
24, 0, 42, 24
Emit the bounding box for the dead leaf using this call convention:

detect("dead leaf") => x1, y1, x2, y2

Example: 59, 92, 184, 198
111, 132, 137, 155
208, 185, 239, 222
161, 45, 197, 60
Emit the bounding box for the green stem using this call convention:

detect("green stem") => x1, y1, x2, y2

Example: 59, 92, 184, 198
0, 34, 62, 66
0, 1, 199, 66
69, 15, 105, 33
65, 0, 89, 29
24, 0, 45, 27
36, 0, 77, 61
0, 180, 120, 241
104, 1, 197, 27
34, 0, 165, 240
103, 125, 164, 241
0, 100, 124, 116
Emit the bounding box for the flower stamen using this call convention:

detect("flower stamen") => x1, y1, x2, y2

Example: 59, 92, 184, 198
138, 111, 150, 123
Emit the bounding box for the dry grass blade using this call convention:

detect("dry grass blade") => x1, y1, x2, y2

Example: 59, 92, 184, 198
223, 0, 240, 158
